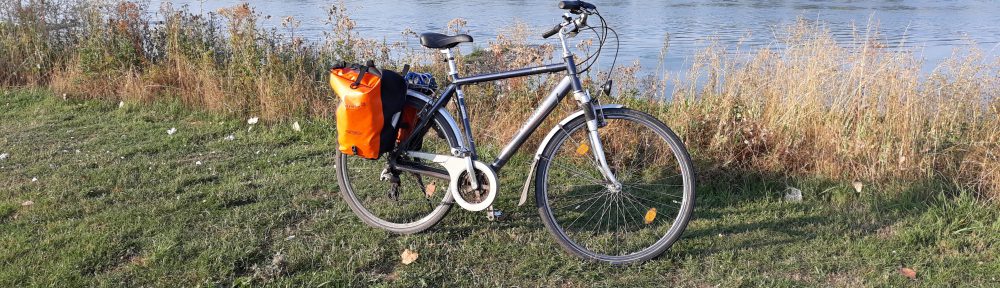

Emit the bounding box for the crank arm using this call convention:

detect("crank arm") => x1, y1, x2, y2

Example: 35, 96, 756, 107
404, 151, 499, 211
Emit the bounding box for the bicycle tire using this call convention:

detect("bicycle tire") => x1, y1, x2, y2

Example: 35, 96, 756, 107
336, 96, 460, 234
535, 108, 695, 264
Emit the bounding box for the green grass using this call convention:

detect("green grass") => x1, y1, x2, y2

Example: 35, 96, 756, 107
1, 88, 997, 287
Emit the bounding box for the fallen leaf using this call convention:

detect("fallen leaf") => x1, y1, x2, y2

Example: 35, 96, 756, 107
576, 142, 590, 156
899, 267, 917, 279
400, 249, 419, 265
21, 200, 34, 206
425, 182, 436, 197
852, 181, 864, 193
644, 208, 657, 224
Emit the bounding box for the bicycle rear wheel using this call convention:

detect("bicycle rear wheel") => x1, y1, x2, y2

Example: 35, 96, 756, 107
535, 108, 695, 264
336, 96, 459, 234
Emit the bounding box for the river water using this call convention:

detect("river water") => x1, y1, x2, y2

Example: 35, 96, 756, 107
150, 0, 1000, 74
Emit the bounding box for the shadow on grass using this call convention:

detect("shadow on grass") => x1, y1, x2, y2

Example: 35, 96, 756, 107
673, 167, 971, 259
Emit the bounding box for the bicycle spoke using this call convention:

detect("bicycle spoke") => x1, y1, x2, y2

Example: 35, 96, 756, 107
542, 156, 607, 185
337, 98, 457, 232
554, 189, 611, 211
621, 183, 684, 198
561, 125, 605, 176
564, 189, 611, 231
540, 111, 693, 261
623, 192, 681, 211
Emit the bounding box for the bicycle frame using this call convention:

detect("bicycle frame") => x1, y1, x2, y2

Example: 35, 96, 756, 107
396, 60, 577, 171
393, 24, 623, 205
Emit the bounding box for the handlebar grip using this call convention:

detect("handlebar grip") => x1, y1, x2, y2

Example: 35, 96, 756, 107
541, 24, 562, 39
558, 1, 595, 11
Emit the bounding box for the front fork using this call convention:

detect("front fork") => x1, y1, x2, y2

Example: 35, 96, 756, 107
574, 90, 622, 192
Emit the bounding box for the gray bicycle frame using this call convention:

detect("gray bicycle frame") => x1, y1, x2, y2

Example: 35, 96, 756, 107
395, 19, 623, 191
396, 56, 582, 173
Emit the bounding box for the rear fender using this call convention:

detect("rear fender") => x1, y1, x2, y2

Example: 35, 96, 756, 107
407, 90, 462, 147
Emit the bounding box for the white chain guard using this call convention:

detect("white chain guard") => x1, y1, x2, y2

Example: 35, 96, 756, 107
405, 151, 498, 211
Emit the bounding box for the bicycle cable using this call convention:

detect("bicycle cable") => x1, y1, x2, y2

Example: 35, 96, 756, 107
573, 10, 621, 91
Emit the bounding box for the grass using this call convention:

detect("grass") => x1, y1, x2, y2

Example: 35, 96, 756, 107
2, 1, 998, 285
2, 88, 998, 286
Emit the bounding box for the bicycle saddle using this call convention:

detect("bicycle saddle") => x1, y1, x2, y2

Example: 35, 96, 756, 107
419, 33, 473, 49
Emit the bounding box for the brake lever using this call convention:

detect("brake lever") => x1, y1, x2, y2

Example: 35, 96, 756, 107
574, 13, 588, 31
562, 13, 589, 38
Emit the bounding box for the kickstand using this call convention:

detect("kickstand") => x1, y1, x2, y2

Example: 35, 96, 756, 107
486, 205, 510, 222
387, 173, 401, 201
415, 174, 427, 198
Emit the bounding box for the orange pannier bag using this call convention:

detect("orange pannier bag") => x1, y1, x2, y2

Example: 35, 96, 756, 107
330, 61, 406, 159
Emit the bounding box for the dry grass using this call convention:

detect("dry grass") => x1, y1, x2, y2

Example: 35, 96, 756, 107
647, 20, 1000, 200
1, 1, 997, 200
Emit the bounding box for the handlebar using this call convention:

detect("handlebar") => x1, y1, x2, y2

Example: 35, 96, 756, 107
542, 24, 562, 39
558, 1, 596, 13
542, 1, 595, 39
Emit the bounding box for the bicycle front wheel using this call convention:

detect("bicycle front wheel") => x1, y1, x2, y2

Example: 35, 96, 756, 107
535, 108, 695, 264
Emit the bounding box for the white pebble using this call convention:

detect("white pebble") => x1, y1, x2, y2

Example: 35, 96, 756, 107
784, 187, 803, 202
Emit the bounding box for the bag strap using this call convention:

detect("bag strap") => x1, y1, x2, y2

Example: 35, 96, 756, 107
350, 65, 368, 89
331, 60, 348, 69
349, 60, 379, 89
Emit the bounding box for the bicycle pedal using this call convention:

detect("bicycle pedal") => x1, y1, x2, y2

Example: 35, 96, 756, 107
486, 209, 512, 222
379, 168, 392, 182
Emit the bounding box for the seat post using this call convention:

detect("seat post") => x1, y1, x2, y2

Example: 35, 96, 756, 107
441, 48, 460, 80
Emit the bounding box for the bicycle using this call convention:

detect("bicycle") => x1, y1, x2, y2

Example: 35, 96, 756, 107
336, 1, 695, 265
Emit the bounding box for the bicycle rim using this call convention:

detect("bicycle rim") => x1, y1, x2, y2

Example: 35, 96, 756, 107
536, 108, 695, 264
336, 98, 458, 234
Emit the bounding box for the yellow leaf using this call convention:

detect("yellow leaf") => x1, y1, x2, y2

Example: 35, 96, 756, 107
898, 267, 917, 279
425, 182, 436, 197
576, 142, 590, 156
644, 208, 657, 224
401, 249, 419, 265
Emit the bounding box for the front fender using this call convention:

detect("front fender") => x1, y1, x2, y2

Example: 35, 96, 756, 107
517, 104, 625, 206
